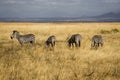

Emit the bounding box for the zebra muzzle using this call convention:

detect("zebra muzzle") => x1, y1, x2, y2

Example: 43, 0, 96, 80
10, 36, 13, 39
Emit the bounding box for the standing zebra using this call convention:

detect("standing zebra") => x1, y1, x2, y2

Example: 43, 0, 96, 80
45, 35, 56, 48
10, 30, 35, 46
91, 35, 103, 49
68, 34, 82, 48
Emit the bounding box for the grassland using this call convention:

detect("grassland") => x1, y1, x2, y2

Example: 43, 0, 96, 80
0, 22, 120, 80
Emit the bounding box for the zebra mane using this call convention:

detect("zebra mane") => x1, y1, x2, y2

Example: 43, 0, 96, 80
13, 30, 19, 33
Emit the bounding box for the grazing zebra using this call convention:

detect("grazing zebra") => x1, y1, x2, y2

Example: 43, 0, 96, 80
91, 35, 103, 49
68, 34, 82, 48
45, 35, 56, 48
10, 30, 35, 46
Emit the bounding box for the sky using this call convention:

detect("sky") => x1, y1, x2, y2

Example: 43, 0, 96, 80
0, 0, 120, 18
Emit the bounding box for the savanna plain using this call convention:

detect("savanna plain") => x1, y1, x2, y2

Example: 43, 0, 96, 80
0, 22, 120, 80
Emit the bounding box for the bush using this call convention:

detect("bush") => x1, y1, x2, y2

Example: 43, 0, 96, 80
100, 28, 119, 34
100, 30, 111, 34
111, 28, 119, 33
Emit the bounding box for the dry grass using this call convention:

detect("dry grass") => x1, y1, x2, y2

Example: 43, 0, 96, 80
0, 22, 120, 80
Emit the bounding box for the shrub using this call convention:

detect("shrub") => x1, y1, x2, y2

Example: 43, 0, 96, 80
100, 29, 111, 34
111, 28, 119, 33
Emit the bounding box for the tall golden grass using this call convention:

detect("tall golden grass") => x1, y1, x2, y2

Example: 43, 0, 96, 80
0, 22, 120, 80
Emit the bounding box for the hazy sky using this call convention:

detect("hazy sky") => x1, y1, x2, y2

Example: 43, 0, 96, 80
0, 0, 120, 18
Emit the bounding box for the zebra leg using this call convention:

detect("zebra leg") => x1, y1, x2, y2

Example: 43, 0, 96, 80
72, 43, 74, 48
47, 43, 50, 48
79, 41, 81, 47
51, 43, 54, 47
20, 42, 23, 47
54, 42, 55, 47
93, 42, 96, 48
101, 43, 103, 47
68, 43, 71, 47
95, 43, 99, 49
53, 42, 55, 50
98, 43, 100, 47
76, 42, 78, 47
75, 41, 79, 48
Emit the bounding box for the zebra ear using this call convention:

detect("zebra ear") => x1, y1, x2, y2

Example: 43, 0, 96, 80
13, 30, 18, 33
13, 30, 16, 33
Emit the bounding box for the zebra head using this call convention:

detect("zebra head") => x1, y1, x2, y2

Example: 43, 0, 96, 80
11, 30, 20, 39
67, 38, 72, 47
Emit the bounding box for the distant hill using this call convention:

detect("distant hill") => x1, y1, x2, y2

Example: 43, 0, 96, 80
79, 12, 120, 22
92, 12, 120, 22
95, 12, 120, 18
0, 12, 120, 22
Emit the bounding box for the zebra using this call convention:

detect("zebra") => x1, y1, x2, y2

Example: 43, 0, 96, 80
68, 34, 82, 48
91, 35, 103, 49
10, 30, 35, 46
45, 35, 56, 48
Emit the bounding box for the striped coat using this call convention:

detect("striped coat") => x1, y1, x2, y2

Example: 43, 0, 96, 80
45, 35, 56, 47
11, 30, 35, 46
68, 34, 82, 48
91, 35, 103, 48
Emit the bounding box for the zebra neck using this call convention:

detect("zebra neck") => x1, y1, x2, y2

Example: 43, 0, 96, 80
16, 34, 21, 40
